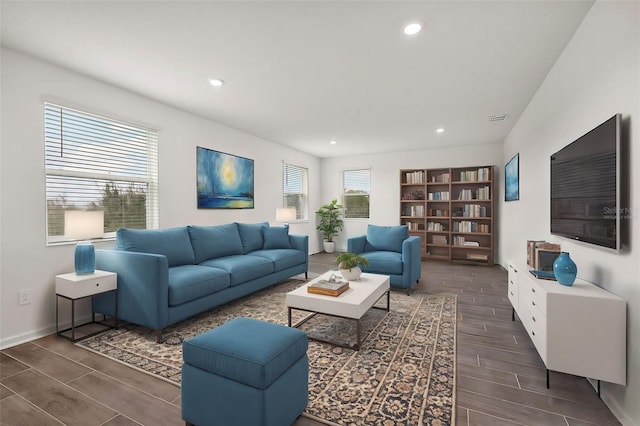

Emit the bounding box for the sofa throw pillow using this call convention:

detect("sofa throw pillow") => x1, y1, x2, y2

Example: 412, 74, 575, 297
188, 224, 243, 263
365, 224, 409, 253
263, 226, 292, 250
237, 222, 268, 253
116, 227, 196, 267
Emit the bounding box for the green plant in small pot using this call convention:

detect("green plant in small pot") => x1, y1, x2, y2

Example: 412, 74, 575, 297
315, 199, 344, 253
336, 252, 369, 281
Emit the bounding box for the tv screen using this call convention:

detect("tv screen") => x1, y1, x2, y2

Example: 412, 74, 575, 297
550, 114, 621, 250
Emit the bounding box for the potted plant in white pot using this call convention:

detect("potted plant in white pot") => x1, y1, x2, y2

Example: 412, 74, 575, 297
315, 199, 344, 253
335, 252, 369, 281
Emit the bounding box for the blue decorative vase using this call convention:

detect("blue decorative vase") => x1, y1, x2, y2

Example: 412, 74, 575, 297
553, 252, 577, 286
75, 242, 95, 275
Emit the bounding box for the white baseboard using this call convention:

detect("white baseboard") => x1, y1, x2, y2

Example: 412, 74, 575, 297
0, 325, 56, 350
0, 314, 94, 350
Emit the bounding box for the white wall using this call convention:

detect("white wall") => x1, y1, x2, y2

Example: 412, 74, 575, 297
320, 143, 504, 252
499, 2, 639, 424
0, 48, 321, 348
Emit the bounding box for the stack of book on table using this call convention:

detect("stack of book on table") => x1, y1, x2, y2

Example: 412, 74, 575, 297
307, 275, 349, 297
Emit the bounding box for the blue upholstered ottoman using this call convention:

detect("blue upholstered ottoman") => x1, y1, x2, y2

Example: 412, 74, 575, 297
181, 317, 309, 426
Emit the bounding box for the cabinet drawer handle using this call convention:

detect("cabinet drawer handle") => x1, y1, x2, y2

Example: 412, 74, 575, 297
532, 316, 536, 322
531, 288, 536, 293
510, 291, 514, 296
532, 301, 536, 306
532, 331, 535, 336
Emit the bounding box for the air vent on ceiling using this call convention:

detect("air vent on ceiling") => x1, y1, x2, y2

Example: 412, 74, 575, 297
489, 114, 509, 122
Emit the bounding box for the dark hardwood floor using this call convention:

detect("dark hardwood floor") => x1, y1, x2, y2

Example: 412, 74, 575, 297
0, 253, 620, 425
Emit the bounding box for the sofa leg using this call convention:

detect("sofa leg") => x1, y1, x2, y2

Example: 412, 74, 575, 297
155, 329, 163, 343
305, 271, 308, 279
186, 422, 194, 426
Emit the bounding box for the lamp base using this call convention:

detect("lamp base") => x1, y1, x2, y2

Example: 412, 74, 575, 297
75, 242, 95, 275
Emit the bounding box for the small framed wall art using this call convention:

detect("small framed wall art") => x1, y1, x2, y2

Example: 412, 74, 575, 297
505, 153, 520, 201
196, 147, 254, 209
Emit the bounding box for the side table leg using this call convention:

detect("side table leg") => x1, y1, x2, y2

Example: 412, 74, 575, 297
115, 290, 119, 329
71, 299, 76, 342
56, 295, 60, 335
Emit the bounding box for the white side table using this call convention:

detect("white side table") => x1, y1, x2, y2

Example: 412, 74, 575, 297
55, 270, 118, 342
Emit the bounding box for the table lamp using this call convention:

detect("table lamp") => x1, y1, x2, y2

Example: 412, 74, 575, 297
65, 210, 104, 275
275, 207, 296, 227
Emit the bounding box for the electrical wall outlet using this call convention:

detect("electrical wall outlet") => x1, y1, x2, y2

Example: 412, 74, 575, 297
19, 289, 32, 305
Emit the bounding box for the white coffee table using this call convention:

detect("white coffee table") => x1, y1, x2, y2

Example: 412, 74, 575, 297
286, 271, 390, 350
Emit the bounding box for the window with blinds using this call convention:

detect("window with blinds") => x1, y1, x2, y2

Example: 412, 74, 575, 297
343, 169, 370, 219
282, 162, 308, 221
44, 103, 159, 244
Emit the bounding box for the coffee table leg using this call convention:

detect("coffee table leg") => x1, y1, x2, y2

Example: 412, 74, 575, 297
288, 307, 292, 327
386, 290, 390, 311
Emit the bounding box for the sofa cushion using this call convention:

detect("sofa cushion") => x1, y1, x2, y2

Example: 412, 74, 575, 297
199, 255, 273, 286
248, 249, 305, 272
116, 227, 195, 267
168, 265, 230, 306
188, 224, 243, 263
365, 225, 409, 253
183, 317, 308, 389
361, 251, 403, 275
237, 222, 268, 254
262, 226, 292, 249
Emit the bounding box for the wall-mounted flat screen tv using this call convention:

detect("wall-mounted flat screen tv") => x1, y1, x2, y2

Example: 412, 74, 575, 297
550, 114, 621, 250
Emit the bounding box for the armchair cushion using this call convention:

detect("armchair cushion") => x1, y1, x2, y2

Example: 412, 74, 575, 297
365, 225, 409, 253
361, 251, 403, 275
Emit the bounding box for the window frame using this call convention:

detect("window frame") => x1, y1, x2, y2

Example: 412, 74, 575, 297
342, 168, 371, 220
282, 161, 309, 222
44, 102, 159, 246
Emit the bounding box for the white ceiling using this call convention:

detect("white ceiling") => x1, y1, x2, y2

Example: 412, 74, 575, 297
1, 1, 594, 158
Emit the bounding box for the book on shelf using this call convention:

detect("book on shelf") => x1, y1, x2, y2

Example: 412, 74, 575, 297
467, 253, 488, 261
458, 168, 490, 182
430, 172, 450, 183
405, 171, 425, 184
463, 241, 480, 246
307, 276, 349, 297
432, 235, 448, 245
427, 191, 449, 200
427, 221, 446, 231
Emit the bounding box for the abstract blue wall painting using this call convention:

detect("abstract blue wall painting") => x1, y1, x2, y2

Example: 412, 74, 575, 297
505, 153, 520, 202
197, 147, 254, 209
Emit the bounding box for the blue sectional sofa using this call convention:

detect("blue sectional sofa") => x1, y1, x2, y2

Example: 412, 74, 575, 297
347, 224, 421, 293
92, 222, 308, 342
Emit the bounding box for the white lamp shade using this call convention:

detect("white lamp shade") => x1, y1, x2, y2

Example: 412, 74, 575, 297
275, 207, 296, 223
64, 210, 105, 240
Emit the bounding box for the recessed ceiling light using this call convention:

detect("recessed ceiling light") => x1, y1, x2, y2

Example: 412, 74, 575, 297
329, 140, 337, 145
208, 78, 225, 87
403, 23, 422, 36
436, 128, 445, 133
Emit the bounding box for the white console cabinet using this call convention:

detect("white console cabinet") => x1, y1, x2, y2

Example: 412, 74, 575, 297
507, 261, 626, 387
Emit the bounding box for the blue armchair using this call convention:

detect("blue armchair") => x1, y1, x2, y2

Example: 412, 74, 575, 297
347, 225, 421, 292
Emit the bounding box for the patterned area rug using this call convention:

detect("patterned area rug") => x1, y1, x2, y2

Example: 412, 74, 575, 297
79, 279, 457, 426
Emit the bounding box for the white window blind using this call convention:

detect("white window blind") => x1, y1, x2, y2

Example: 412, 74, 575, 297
45, 103, 159, 244
343, 169, 370, 219
282, 162, 308, 221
